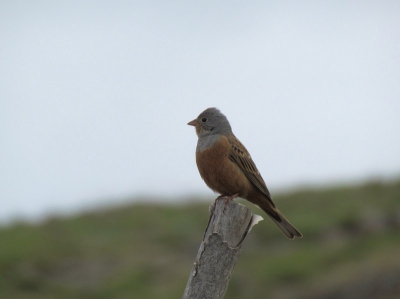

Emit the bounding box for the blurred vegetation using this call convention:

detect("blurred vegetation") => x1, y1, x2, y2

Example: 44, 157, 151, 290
1, 179, 400, 299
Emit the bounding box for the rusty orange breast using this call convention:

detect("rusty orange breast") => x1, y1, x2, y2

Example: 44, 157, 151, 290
195, 136, 252, 197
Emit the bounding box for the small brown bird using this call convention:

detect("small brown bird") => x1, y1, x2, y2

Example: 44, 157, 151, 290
188, 108, 302, 239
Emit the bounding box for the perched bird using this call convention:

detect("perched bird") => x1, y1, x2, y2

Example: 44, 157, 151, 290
188, 108, 302, 239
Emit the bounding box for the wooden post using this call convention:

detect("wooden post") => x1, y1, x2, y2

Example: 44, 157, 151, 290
182, 199, 263, 299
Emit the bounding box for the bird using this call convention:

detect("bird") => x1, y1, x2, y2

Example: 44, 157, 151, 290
188, 107, 302, 239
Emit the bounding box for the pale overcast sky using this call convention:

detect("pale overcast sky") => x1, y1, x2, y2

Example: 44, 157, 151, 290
1, 1, 399, 222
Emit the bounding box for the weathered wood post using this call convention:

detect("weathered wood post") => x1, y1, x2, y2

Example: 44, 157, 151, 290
182, 198, 263, 299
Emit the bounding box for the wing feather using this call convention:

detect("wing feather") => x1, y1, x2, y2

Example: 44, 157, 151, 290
228, 135, 274, 206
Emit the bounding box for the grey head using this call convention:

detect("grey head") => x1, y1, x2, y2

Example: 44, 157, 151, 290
187, 107, 232, 137
187, 108, 233, 151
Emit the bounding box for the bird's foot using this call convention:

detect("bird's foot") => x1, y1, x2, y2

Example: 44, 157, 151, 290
222, 193, 239, 210
212, 194, 239, 211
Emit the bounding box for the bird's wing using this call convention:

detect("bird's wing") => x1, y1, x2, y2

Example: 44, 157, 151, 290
227, 135, 274, 205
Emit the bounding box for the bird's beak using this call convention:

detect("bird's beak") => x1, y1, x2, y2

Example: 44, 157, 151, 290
187, 119, 197, 126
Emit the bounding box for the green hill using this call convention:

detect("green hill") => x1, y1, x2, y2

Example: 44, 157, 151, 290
1, 179, 399, 299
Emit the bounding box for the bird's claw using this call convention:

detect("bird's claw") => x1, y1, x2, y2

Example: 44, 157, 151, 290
218, 193, 239, 211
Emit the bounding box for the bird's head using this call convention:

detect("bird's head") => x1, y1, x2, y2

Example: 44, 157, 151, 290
188, 107, 232, 138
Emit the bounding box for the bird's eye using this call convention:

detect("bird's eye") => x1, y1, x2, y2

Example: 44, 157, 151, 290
201, 117, 208, 123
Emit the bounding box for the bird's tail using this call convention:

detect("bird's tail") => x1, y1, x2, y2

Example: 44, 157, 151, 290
260, 203, 302, 239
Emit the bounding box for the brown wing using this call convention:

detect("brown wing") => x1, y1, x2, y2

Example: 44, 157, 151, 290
227, 135, 274, 204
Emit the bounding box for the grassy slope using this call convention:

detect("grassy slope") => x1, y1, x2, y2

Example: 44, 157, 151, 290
1, 180, 399, 299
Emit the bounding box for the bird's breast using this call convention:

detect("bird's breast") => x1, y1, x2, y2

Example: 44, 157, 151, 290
195, 136, 252, 196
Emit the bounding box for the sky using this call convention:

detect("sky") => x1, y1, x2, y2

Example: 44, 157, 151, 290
1, 1, 400, 223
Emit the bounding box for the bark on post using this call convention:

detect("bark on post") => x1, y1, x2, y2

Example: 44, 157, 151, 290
182, 199, 263, 299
